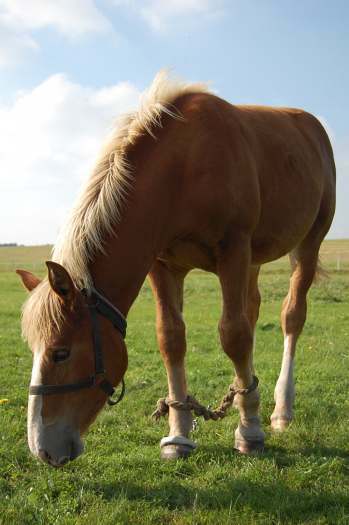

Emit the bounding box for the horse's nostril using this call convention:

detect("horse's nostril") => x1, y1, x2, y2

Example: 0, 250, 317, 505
37, 439, 82, 467
38, 449, 51, 463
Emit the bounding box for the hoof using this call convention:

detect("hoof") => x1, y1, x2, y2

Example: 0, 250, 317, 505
160, 436, 196, 460
234, 438, 264, 455
271, 416, 292, 432
160, 444, 194, 460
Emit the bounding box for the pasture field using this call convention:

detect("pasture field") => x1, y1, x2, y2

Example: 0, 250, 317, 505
0, 240, 348, 273
0, 243, 348, 524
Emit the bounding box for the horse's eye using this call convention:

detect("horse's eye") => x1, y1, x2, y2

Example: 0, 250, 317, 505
52, 348, 70, 363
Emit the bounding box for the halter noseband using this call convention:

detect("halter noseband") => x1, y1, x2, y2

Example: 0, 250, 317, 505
29, 286, 127, 406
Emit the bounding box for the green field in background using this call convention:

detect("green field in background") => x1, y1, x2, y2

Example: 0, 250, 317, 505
0, 239, 349, 273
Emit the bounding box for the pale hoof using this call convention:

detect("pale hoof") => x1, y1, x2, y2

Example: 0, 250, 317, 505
160, 444, 194, 460
160, 435, 196, 460
270, 416, 292, 432
234, 437, 264, 454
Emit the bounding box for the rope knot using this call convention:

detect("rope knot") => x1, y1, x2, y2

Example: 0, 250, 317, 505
151, 397, 170, 421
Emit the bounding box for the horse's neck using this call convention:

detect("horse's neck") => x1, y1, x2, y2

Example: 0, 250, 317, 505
90, 164, 170, 316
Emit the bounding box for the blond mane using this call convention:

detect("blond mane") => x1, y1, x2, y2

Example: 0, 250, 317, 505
21, 70, 209, 347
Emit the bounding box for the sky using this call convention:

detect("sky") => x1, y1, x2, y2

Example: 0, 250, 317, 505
0, 0, 348, 245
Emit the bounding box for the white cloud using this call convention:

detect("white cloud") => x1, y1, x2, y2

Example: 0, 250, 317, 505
0, 25, 38, 67
0, 75, 140, 244
0, 0, 224, 67
0, 0, 111, 36
114, 0, 223, 32
0, 0, 111, 67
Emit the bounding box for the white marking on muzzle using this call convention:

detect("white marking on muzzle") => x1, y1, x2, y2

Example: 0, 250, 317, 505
27, 347, 85, 465
27, 347, 44, 456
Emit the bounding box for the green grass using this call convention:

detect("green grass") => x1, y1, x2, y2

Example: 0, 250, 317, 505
0, 244, 52, 272
0, 247, 348, 524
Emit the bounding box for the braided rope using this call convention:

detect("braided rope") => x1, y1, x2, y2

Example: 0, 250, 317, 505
152, 375, 259, 422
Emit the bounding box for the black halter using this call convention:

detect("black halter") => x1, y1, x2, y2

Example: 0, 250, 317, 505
29, 287, 127, 406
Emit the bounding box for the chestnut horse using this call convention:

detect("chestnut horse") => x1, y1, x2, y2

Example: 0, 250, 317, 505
17, 71, 335, 466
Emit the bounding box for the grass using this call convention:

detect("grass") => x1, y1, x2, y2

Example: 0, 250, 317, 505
0, 245, 348, 524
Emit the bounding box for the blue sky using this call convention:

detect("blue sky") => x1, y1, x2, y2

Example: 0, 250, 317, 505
1, 0, 348, 243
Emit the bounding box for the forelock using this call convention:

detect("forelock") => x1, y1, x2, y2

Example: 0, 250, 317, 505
21, 279, 65, 349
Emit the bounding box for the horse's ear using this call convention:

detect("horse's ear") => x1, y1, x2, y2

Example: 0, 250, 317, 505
16, 269, 41, 291
46, 261, 76, 301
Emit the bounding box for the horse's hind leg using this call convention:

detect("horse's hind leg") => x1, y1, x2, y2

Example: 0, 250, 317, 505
271, 243, 320, 431
218, 235, 265, 453
149, 260, 194, 459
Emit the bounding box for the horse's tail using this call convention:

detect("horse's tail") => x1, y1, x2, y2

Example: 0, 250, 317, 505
314, 256, 329, 283
289, 251, 328, 283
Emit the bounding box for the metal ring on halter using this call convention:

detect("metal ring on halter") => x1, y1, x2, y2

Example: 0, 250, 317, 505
107, 377, 126, 406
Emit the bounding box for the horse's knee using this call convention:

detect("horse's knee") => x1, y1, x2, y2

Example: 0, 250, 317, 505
158, 313, 185, 339
157, 313, 186, 361
219, 315, 253, 361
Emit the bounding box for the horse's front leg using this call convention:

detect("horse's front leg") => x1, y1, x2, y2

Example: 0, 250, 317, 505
149, 260, 195, 459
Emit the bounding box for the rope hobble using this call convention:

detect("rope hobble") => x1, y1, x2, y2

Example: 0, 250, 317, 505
152, 375, 259, 422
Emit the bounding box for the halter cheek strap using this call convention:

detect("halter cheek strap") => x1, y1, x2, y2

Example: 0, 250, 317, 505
86, 294, 126, 404
29, 286, 127, 406
87, 287, 127, 339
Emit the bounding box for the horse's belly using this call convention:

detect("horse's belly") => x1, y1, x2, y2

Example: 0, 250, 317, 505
251, 210, 319, 264
251, 235, 299, 264
158, 237, 217, 273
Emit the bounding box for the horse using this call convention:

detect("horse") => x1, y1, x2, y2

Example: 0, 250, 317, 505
17, 71, 335, 466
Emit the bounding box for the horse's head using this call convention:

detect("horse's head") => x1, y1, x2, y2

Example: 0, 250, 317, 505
17, 262, 128, 467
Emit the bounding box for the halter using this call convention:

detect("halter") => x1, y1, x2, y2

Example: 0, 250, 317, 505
29, 286, 127, 406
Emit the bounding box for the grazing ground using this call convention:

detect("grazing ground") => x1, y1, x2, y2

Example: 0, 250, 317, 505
0, 243, 348, 524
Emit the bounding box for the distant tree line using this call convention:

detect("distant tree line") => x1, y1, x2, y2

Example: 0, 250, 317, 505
0, 243, 18, 247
